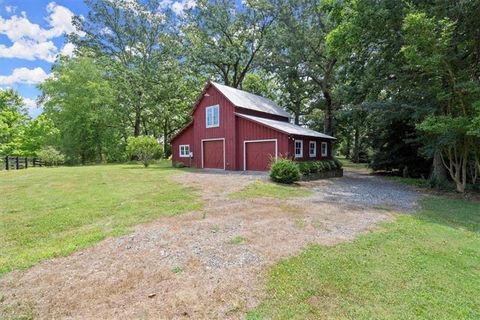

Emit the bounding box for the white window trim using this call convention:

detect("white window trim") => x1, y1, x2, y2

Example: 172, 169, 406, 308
179, 144, 190, 158
205, 105, 220, 128
201, 138, 225, 170
243, 139, 278, 171
309, 141, 317, 157
294, 140, 303, 158
321, 141, 328, 157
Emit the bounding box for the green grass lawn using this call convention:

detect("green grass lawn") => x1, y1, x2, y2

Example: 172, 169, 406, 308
230, 181, 312, 199
337, 156, 370, 172
247, 196, 480, 320
0, 162, 200, 275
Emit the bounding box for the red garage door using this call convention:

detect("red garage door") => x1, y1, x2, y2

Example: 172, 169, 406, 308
203, 140, 224, 169
245, 140, 276, 171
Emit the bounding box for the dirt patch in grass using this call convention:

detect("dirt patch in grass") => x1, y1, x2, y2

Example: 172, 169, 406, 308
0, 170, 393, 319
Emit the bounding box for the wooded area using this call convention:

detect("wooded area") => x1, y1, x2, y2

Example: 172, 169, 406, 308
1, 0, 479, 192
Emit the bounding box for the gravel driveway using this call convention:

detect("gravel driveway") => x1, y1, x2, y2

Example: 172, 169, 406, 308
307, 171, 419, 212
0, 169, 419, 319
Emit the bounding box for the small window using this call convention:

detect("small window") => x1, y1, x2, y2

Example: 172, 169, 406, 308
294, 140, 303, 158
179, 144, 190, 157
206, 105, 220, 128
309, 141, 316, 157
321, 142, 328, 157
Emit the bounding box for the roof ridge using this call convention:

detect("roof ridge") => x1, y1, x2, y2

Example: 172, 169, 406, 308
210, 81, 290, 118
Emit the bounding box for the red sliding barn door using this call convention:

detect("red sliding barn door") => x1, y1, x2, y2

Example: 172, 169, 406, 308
245, 140, 276, 171
203, 140, 224, 169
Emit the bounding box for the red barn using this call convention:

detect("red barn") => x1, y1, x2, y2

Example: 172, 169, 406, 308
171, 82, 336, 171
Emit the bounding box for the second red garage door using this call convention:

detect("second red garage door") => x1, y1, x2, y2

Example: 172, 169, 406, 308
245, 140, 276, 171
203, 139, 224, 169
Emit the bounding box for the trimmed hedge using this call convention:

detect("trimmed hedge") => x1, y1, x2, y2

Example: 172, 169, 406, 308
296, 158, 343, 176
270, 158, 301, 184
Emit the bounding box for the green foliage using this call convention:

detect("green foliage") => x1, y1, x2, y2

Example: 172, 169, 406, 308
0, 163, 201, 275
183, 0, 273, 88
0, 89, 29, 156
249, 196, 480, 319
269, 158, 301, 184
126, 136, 162, 167
172, 161, 186, 168
36, 146, 65, 166
296, 159, 342, 176
40, 57, 123, 164
230, 181, 311, 199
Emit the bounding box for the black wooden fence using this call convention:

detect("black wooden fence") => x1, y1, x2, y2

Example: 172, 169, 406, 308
1, 156, 59, 170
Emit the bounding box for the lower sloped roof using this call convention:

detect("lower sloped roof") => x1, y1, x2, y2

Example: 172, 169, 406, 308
236, 113, 336, 140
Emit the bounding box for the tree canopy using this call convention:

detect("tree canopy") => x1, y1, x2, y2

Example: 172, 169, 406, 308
3, 0, 478, 191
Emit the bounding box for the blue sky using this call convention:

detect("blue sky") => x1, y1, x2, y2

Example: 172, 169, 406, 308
0, 0, 89, 117
0, 0, 196, 118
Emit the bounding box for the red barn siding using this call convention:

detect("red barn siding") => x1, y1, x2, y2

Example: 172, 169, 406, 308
291, 135, 332, 161
192, 85, 237, 170
236, 116, 291, 170
170, 82, 336, 171
171, 123, 194, 166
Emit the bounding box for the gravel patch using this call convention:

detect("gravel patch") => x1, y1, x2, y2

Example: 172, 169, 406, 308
0, 169, 402, 319
308, 171, 420, 212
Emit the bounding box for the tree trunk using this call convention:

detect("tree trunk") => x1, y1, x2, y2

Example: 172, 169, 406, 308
431, 149, 448, 184
353, 126, 360, 163
163, 118, 169, 158
134, 109, 141, 137
323, 91, 333, 136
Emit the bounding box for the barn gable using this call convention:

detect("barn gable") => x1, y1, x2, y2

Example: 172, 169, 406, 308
171, 81, 335, 171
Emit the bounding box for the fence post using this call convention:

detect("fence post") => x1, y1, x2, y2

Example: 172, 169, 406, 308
33, 158, 36, 167
16, 156, 19, 170
25, 157, 28, 169
4, 156, 8, 171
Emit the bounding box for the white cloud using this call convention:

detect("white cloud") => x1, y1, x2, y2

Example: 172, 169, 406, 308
171, 0, 196, 15
23, 97, 37, 110
0, 39, 57, 62
0, 2, 81, 62
5, 6, 17, 13
43, 2, 77, 38
59, 42, 75, 57
0, 67, 50, 86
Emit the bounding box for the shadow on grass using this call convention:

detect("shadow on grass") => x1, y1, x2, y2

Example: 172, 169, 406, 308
414, 196, 480, 233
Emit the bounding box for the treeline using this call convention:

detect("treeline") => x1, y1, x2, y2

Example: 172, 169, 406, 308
1, 0, 479, 192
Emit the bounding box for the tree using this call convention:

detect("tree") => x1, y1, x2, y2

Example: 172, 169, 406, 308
403, 12, 480, 192
183, 0, 275, 88
0, 89, 29, 155
126, 136, 162, 167
40, 57, 121, 164
265, 0, 340, 135
72, 0, 175, 137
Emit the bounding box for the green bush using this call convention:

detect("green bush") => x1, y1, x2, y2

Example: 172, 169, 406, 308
36, 146, 65, 166
295, 158, 343, 176
173, 161, 185, 168
126, 136, 163, 167
270, 158, 301, 184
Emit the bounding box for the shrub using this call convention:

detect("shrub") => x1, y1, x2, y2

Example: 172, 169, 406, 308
173, 161, 185, 168
270, 158, 301, 184
295, 158, 343, 176
297, 161, 312, 176
36, 146, 65, 166
126, 136, 163, 167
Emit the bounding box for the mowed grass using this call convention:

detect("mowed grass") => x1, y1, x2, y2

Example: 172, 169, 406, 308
337, 156, 370, 172
230, 181, 312, 199
0, 162, 200, 275
248, 197, 480, 319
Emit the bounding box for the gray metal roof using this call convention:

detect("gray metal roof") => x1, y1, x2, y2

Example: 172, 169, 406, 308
211, 82, 291, 118
237, 113, 336, 139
